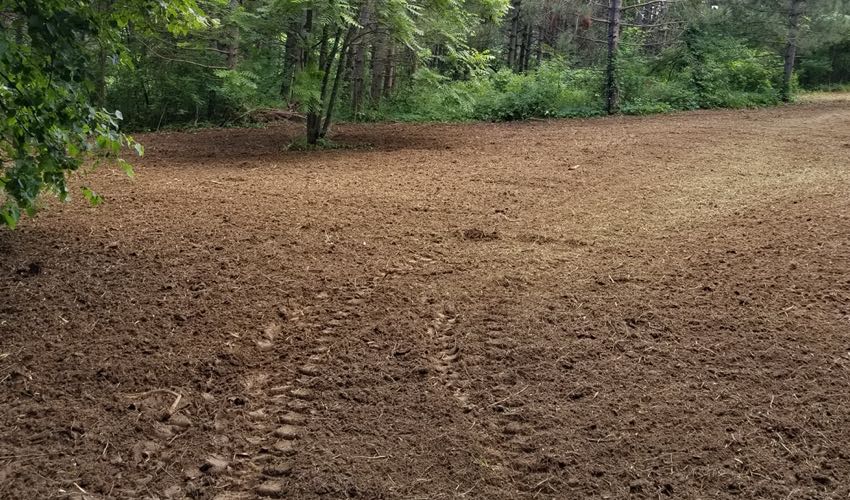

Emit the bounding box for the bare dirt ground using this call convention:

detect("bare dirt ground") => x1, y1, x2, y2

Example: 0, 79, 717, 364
2, 97, 850, 499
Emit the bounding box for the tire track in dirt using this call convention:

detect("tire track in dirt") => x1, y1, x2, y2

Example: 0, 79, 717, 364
470, 312, 567, 495
245, 260, 395, 497
209, 256, 544, 497
247, 295, 372, 498
384, 252, 476, 411
193, 319, 308, 500
383, 253, 562, 492
428, 311, 473, 411
193, 301, 342, 499
259, 323, 324, 498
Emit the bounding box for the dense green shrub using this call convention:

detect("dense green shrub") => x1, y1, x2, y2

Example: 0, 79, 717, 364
798, 38, 850, 89
474, 63, 601, 120
106, 17, 821, 131
373, 26, 786, 124
683, 30, 783, 108
375, 61, 601, 122
376, 68, 486, 122
613, 28, 783, 112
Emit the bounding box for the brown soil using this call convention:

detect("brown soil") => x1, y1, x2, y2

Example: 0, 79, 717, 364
2, 98, 850, 499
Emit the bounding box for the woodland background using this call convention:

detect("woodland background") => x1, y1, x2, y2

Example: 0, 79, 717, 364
1, 0, 850, 226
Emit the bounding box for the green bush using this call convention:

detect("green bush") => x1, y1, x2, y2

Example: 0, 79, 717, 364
798, 38, 850, 89
376, 61, 602, 122
616, 27, 782, 112
806, 82, 850, 92
475, 64, 569, 120
373, 68, 484, 122
214, 69, 261, 114
621, 100, 674, 115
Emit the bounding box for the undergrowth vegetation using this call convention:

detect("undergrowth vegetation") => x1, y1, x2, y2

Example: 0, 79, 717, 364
98, 1, 850, 134
366, 28, 790, 123
157, 26, 801, 127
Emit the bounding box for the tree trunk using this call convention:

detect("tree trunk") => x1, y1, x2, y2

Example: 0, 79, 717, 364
350, 2, 372, 116
351, 40, 368, 115
522, 24, 533, 71
370, 33, 388, 106
280, 19, 301, 101
535, 26, 543, 66
410, 46, 419, 75
604, 0, 622, 114
322, 27, 356, 138
307, 29, 342, 144
507, 0, 521, 69
383, 42, 395, 95
95, 44, 108, 108
301, 9, 314, 67
317, 26, 329, 70
782, 0, 805, 102
226, 0, 241, 69
351, 37, 369, 115
518, 24, 528, 72
93, 0, 111, 108
298, 9, 316, 141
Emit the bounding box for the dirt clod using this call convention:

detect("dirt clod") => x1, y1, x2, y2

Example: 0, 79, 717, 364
262, 462, 294, 477
297, 364, 320, 376
201, 456, 228, 475
274, 425, 301, 440
461, 228, 499, 241
280, 412, 306, 425
168, 414, 192, 428
256, 481, 286, 498
289, 388, 314, 400
272, 440, 296, 455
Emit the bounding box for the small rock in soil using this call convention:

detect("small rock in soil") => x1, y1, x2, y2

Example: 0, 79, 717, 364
280, 411, 306, 425
248, 409, 269, 419
168, 413, 192, 428
262, 461, 294, 477
152, 422, 177, 439
461, 228, 499, 241
131, 440, 161, 465
163, 485, 183, 498
245, 436, 265, 445
212, 493, 253, 500
287, 400, 311, 412
272, 440, 297, 455
503, 422, 525, 435
264, 323, 282, 338
290, 388, 314, 400
630, 479, 649, 493
298, 364, 321, 376
201, 455, 229, 475
256, 339, 274, 351
274, 425, 301, 439
183, 467, 203, 480
256, 481, 285, 498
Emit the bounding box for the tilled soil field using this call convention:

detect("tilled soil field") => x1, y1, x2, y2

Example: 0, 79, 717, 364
2, 97, 850, 499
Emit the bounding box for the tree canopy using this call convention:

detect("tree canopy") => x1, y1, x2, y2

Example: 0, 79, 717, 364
0, 0, 203, 228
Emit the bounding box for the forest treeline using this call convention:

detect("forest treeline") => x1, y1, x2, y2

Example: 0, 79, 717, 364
1, 0, 849, 227
105, 0, 850, 133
